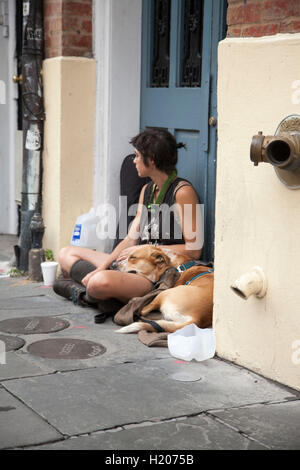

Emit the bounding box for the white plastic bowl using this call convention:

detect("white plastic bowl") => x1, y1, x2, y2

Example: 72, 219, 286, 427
168, 324, 216, 362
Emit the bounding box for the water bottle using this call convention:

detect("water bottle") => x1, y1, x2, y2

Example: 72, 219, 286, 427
71, 208, 104, 250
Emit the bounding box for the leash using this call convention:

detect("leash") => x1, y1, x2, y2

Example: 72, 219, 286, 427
136, 315, 166, 333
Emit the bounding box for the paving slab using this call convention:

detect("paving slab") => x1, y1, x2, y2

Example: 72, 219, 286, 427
0, 254, 11, 262
0, 352, 55, 381
146, 357, 297, 404
210, 400, 300, 450
0, 295, 69, 311
29, 414, 265, 450
1, 313, 168, 375
0, 308, 80, 322
0, 278, 48, 298
3, 358, 297, 438
0, 300, 89, 322
0, 388, 62, 449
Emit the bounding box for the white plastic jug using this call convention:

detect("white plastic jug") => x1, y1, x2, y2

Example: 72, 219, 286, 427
71, 208, 105, 250
168, 324, 216, 362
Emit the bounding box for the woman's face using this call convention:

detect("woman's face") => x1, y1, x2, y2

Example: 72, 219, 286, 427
133, 149, 152, 177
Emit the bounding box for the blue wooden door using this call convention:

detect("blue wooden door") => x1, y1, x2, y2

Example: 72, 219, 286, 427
140, 0, 226, 261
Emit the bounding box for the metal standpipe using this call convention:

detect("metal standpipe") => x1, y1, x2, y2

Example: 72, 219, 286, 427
18, 0, 44, 272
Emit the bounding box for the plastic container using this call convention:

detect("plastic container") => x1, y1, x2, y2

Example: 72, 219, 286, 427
41, 261, 59, 287
71, 208, 105, 250
168, 324, 216, 362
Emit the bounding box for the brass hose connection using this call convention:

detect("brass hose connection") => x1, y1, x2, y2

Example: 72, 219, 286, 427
251, 131, 300, 171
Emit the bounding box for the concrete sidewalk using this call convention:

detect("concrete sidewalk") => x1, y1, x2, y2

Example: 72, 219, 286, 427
0, 236, 299, 450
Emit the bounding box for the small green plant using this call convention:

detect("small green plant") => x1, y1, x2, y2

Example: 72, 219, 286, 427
8, 267, 25, 278
44, 249, 54, 261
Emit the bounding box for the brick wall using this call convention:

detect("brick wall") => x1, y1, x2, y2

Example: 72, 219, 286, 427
43, 0, 300, 56
227, 0, 300, 37
44, 0, 93, 58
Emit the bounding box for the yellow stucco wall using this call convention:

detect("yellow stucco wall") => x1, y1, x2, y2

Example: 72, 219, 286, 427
214, 33, 300, 390
42, 57, 96, 260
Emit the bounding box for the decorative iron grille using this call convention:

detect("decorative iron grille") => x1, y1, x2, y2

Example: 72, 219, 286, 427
181, 0, 203, 87
151, 0, 171, 87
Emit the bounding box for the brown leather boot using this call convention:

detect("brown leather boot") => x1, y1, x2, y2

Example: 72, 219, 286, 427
94, 298, 125, 323
53, 278, 88, 306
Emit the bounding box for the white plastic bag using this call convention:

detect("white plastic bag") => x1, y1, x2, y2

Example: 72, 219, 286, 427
168, 324, 216, 362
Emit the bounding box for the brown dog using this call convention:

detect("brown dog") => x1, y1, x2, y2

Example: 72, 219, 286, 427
117, 245, 214, 334
117, 245, 191, 283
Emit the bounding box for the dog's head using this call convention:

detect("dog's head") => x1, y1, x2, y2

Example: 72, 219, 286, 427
118, 245, 173, 283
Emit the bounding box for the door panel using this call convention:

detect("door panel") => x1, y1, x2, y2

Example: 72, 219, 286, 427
141, 0, 211, 151
140, 0, 226, 260
175, 129, 206, 197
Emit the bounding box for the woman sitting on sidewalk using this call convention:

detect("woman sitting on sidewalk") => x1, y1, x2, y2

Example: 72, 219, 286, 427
57, 128, 203, 306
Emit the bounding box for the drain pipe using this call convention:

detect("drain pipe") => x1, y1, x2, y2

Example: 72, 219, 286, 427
17, 0, 45, 272
231, 266, 268, 300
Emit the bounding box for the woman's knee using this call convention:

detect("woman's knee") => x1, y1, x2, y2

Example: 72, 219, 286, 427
58, 246, 82, 273
58, 246, 72, 265
86, 271, 111, 299
58, 246, 70, 262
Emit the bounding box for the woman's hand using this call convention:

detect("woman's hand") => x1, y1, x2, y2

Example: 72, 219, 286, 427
81, 266, 105, 287
116, 246, 138, 262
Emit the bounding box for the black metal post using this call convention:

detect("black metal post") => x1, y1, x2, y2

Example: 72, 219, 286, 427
18, 0, 44, 271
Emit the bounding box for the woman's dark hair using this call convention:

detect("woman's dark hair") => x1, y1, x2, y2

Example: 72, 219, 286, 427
130, 129, 186, 174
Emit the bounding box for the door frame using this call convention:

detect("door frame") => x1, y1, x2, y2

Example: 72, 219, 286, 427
204, 0, 227, 261
1, 0, 18, 234
93, 0, 143, 251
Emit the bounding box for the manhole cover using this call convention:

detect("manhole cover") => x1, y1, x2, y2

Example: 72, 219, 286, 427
27, 338, 106, 360
0, 317, 70, 335
0, 334, 25, 352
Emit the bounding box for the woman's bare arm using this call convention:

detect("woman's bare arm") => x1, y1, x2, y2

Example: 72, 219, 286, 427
159, 185, 203, 260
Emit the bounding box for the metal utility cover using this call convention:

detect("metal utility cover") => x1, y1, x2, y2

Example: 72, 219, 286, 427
27, 338, 106, 360
170, 371, 202, 382
0, 333, 25, 351
0, 316, 70, 335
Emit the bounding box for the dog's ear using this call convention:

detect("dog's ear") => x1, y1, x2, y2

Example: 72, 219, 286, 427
151, 251, 170, 266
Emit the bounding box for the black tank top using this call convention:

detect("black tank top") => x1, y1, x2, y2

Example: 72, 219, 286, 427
138, 177, 195, 246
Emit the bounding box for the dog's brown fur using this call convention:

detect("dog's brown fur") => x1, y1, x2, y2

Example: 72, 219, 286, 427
117, 245, 214, 334
117, 245, 191, 283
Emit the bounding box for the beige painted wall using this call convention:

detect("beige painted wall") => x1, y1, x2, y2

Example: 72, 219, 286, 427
42, 57, 96, 260
214, 33, 300, 391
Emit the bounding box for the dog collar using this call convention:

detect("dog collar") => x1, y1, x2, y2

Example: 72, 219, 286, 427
177, 260, 197, 273
185, 269, 214, 285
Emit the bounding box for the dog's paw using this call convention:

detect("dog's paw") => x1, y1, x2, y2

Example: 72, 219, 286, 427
115, 323, 141, 334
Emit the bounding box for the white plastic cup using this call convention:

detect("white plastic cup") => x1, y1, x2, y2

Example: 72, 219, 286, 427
168, 324, 216, 362
41, 261, 59, 287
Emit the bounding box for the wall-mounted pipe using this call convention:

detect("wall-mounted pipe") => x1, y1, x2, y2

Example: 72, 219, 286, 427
231, 266, 267, 300
251, 131, 300, 170
250, 115, 300, 189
